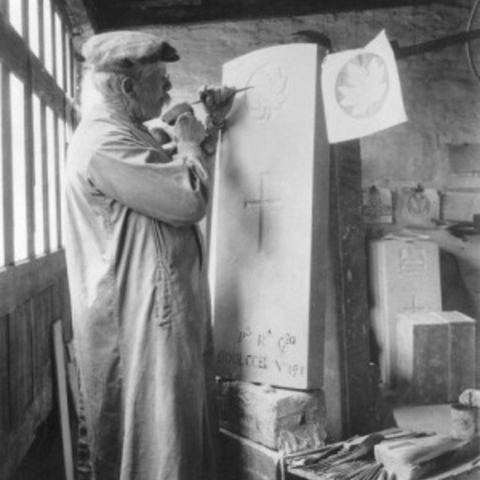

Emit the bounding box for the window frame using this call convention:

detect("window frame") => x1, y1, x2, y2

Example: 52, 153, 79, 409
0, 0, 77, 269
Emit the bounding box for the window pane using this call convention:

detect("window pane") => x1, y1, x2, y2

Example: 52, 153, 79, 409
29, 0, 40, 57
0, 68, 4, 267
54, 11, 64, 88
9, 0, 23, 37
46, 106, 57, 249
57, 116, 65, 246
10, 74, 27, 262
33, 94, 45, 255
44, 0, 53, 75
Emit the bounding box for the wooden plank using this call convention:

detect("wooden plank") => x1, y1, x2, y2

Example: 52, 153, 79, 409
0, 250, 67, 316
31, 288, 52, 400
2, 64, 14, 266
0, 0, 8, 17
330, 141, 377, 437
8, 300, 34, 427
53, 320, 74, 480
89, 0, 441, 29
0, 314, 10, 437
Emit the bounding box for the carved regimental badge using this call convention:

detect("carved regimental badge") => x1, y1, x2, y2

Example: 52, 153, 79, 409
245, 63, 289, 122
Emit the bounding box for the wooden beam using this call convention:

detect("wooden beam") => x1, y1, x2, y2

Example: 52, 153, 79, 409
103, 0, 202, 6
53, 320, 74, 480
90, 0, 442, 29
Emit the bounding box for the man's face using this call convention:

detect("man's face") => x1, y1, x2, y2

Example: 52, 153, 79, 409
134, 63, 172, 121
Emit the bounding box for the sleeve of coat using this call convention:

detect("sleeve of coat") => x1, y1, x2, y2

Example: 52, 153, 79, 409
87, 133, 208, 226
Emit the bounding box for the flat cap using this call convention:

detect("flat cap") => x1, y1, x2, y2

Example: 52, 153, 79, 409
82, 31, 179, 72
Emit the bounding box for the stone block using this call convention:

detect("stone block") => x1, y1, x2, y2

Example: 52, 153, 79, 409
218, 381, 326, 453
219, 429, 282, 480
396, 311, 476, 404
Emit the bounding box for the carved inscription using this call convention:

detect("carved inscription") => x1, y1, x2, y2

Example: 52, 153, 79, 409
217, 326, 306, 379
399, 246, 427, 275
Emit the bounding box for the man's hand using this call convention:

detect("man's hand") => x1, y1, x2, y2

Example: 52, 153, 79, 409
199, 85, 237, 128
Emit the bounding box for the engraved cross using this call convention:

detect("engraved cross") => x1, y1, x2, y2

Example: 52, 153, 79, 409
244, 172, 281, 253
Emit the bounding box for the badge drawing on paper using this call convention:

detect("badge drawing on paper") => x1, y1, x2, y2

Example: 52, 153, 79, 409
335, 53, 389, 119
246, 63, 289, 122
406, 191, 431, 217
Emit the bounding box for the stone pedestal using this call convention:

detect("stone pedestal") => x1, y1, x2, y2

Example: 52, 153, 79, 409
396, 311, 476, 404
219, 429, 282, 480
218, 380, 326, 453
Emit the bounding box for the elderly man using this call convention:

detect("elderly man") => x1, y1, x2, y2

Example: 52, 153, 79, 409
65, 31, 234, 480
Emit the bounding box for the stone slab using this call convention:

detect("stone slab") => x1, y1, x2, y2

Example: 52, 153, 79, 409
219, 428, 282, 480
217, 380, 326, 453
396, 311, 476, 404
442, 190, 480, 223
210, 44, 329, 389
369, 236, 442, 386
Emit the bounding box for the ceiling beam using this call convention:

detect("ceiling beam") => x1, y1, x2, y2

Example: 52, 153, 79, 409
89, 0, 444, 31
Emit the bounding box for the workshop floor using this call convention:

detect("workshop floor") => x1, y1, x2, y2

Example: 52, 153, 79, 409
12, 410, 74, 480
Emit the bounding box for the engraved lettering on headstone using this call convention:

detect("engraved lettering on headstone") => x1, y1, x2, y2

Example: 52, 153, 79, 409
244, 172, 282, 254
246, 63, 289, 122
398, 246, 426, 275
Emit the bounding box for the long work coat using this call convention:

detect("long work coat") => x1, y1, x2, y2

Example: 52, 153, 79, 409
64, 104, 217, 480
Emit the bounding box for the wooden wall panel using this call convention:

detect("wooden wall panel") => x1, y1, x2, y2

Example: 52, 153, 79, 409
8, 300, 34, 429
0, 315, 10, 437
0, 253, 70, 480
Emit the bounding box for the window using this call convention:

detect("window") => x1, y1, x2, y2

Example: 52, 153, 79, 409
9, 0, 23, 37
32, 93, 45, 255
44, 0, 53, 76
0, 1, 77, 268
29, 0, 41, 58
11, 73, 27, 262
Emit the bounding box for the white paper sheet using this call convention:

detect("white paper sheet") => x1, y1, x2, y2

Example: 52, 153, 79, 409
321, 30, 407, 143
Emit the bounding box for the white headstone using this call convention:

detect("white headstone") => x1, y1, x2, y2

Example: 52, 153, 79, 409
209, 44, 330, 389
369, 236, 442, 386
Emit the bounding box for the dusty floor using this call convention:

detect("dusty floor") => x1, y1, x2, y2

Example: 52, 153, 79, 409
11, 411, 72, 480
